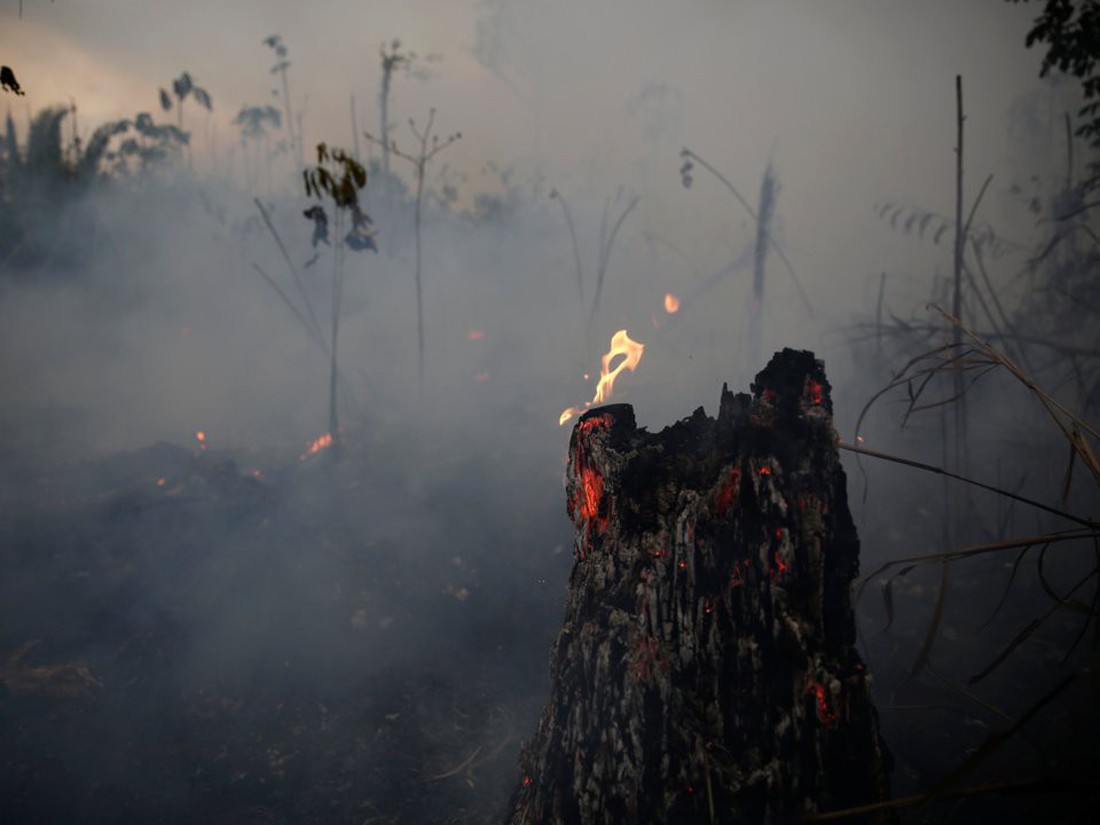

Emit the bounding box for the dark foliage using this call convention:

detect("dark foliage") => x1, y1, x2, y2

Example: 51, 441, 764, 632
1, 65, 25, 96
302, 204, 329, 247
1010, 0, 1100, 186
233, 105, 282, 141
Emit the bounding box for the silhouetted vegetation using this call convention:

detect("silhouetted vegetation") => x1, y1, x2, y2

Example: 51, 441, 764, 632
159, 71, 212, 132
1, 65, 25, 96
301, 142, 374, 444
1011, 0, 1100, 190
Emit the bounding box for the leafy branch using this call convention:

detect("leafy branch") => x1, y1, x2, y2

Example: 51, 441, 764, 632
302, 143, 375, 446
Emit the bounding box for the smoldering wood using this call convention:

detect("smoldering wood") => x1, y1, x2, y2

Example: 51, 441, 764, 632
509, 348, 891, 823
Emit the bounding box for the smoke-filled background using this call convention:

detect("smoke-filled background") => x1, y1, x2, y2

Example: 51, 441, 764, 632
1, 1, 1097, 822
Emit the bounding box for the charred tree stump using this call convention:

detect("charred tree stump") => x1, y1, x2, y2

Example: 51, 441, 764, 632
509, 349, 890, 823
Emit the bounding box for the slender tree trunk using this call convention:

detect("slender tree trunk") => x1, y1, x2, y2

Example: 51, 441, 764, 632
278, 68, 298, 168
952, 75, 964, 379
329, 210, 343, 447
414, 161, 425, 382
380, 68, 393, 200
952, 75, 969, 541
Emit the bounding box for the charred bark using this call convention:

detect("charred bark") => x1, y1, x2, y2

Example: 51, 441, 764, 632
509, 349, 890, 823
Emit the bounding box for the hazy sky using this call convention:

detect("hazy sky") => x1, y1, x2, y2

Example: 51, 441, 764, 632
1, 1, 1056, 282
0, 0, 1074, 443
1, 1, 1046, 184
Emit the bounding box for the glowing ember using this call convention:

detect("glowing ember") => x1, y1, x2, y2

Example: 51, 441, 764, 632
568, 457, 608, 547
559, 330, 645, 426
807, 679, 841, 728
300, 432, 335, 459
663, 293, 680, 314
155, 477, 167, 488
714, 466, 742, 516
567, 416, 614, 543
194, 430, 207, 450
577, 413, 613, 434
807, 379, 823, 406
577, 465, 604, 523
467, 330, 485, 341
772, 550, 789, 581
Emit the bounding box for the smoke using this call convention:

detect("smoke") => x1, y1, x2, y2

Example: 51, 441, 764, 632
1, 1, 1096, 822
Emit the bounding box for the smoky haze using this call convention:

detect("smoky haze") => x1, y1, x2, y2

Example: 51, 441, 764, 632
1, 1, 1097, 822
0, 0, 1050, 439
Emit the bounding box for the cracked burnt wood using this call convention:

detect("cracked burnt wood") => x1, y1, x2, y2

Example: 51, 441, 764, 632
508, 349, 890, 824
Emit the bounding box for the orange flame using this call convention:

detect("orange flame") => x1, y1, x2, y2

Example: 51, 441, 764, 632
559, 407, 583, 427
664, 293, 680, 313
593, 330, 645, 404
300, 432, 335, 460
559, 329, 645, 426
194, 430, 207, 450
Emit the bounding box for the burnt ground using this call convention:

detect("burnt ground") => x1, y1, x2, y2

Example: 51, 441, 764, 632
1, 407, 1098, 823
0, 412, 571, 824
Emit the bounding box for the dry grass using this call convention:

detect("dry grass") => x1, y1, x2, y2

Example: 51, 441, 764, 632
828, 307, 1100, 820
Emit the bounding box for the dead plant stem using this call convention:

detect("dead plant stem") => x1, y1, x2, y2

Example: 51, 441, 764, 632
838, 441, 1095, 529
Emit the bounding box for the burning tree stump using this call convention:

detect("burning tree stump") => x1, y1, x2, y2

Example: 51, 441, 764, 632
509, 349, 890, 823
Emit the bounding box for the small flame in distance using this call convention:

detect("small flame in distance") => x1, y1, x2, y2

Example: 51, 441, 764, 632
559, 329, 645, 426
664, 293, 680, 314
300, 432, 335, 460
